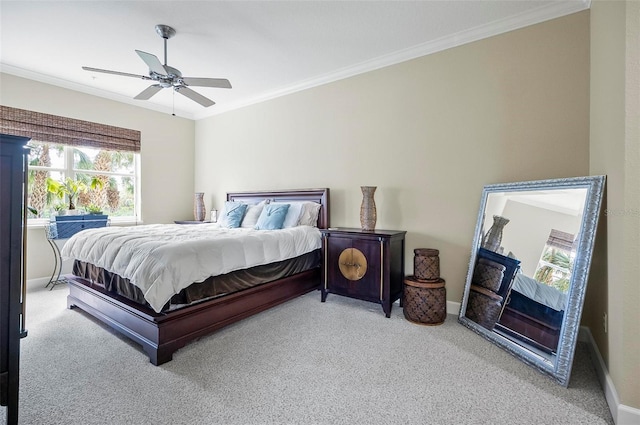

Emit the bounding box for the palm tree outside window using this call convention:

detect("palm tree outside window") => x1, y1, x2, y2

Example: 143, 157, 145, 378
533, 229, 576, 294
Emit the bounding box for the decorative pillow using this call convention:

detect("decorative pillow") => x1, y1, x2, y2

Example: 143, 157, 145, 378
219, 202, 248, 228
297, 202, 322, 226
254, 203, 290, 230
241, 200, 266, 228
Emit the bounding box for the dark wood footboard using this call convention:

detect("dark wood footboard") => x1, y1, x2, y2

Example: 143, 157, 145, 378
66, 269, 320, 365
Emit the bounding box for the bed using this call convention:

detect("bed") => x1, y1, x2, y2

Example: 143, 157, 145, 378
63, 188, 329, 365
497, 273, 567, 353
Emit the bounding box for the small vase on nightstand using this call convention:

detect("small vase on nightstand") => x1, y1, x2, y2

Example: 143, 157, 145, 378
194, 192, 206, 222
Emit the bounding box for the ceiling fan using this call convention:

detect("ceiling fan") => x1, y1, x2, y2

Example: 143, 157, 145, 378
82, 24, 231, 107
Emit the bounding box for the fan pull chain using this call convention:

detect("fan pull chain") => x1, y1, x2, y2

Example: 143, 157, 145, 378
172, 89, 176, 116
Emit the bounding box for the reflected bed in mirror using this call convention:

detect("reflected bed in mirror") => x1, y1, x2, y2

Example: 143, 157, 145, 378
458, 176, 605, 387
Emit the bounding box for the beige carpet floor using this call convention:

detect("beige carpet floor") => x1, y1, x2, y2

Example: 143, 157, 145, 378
2, 283, 613, 425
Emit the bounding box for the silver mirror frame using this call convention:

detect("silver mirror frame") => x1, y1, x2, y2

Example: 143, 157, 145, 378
458, 175, 605, 387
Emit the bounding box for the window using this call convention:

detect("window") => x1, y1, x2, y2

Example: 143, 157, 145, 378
27, 141, 139, 222
1, 105, 141, 224
532, 229, 575, 293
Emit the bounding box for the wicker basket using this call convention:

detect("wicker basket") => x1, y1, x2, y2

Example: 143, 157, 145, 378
403, 276, 446, 326
465, 285, 503, 330
413, 248, 440, 281
471, 258, 505, 293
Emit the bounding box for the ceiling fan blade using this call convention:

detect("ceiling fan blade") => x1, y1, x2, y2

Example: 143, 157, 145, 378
182, 77, 232, 89
175, 86, 215, 107
82, 66, 149, 80
135, 50, 167, 75
134, 85, 163, 100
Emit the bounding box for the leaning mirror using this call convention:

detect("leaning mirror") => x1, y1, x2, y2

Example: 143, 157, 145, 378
458, 176, 605, 387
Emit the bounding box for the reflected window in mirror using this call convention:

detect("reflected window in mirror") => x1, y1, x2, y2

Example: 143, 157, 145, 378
533, 229, 576, 294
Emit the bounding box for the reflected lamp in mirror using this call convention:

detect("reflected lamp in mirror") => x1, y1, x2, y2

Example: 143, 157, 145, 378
458, 175, 605, 387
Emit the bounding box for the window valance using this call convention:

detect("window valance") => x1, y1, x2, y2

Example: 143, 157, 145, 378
0, 106, 140, 152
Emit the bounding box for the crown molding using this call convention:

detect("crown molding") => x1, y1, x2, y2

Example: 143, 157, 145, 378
196, 0, 590, 119
2, 0, 590, 122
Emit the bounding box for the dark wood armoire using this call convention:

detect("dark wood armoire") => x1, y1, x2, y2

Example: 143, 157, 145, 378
0, 134, 30, 425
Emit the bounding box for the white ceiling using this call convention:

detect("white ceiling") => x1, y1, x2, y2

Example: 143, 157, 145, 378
495, 189, 588, 216
1, 1, 589, 120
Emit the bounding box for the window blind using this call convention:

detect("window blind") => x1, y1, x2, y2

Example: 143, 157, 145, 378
0, 106, 140, 152
546, 229, 575, 251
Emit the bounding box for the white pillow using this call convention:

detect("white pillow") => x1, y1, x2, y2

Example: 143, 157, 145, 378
241, 200, 267, 228
297, 202, 322, 227
282, 202, 305, 228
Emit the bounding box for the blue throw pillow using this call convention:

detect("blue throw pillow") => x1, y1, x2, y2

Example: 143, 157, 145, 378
254, 203, 290, 230
220, 202, 248, 228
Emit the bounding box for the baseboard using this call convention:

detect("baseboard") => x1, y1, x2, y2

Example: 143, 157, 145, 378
26, 276, 55, 290
581, 326, 640, 425
447, 300, 461, 316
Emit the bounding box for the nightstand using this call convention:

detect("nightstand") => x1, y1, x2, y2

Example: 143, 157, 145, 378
320, 228, 406, 317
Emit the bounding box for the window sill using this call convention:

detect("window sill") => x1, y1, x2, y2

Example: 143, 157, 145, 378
27, 217, 142, 229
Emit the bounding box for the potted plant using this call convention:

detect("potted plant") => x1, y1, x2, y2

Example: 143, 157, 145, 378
85, 204, 104, 215
52, 203, 66, 216
46, 176, 104, 214
47, 177, 86, 214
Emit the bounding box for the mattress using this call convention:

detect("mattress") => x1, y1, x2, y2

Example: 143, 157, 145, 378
61, 223, 322, 312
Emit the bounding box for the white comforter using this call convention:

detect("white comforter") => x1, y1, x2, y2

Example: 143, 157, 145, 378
512, 273, 568, 312
61, 224, 322, 313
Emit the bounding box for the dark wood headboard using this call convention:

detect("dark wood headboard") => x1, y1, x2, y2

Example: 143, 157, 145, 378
226, 188, 330, 229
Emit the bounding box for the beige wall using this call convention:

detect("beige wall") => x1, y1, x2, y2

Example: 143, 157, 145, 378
0, 73, 196, 280
589, 0, 640, 411
195, 12, 590, 304
498, 201, 583, 277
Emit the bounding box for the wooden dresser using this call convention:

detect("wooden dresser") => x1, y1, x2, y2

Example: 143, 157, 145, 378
320, 228, 406, 317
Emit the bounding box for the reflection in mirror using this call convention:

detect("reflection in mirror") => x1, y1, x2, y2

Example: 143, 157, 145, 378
458, 176, 605, 387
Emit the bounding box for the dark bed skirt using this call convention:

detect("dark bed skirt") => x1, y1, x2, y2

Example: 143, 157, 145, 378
498, 290, 564, 353
72, 249, 321, 312
506, 290, 564, 327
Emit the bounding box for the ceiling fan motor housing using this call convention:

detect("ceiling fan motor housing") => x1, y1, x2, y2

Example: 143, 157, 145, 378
152, 65, 183, 88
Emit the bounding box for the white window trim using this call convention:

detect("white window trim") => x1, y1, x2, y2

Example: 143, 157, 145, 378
27, 144, 141, 224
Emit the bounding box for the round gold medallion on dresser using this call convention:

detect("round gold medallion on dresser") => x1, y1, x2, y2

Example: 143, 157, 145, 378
338, 247, 367, 281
